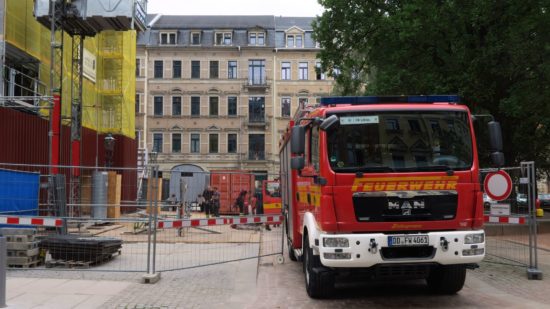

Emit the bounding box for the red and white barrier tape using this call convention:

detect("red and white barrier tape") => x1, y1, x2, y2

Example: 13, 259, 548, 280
484, 215, 526, 224
0, 216, 63, 227
158, 215, 284, 229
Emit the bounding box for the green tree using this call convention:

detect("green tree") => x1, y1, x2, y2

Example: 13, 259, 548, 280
313, 0, 550, 171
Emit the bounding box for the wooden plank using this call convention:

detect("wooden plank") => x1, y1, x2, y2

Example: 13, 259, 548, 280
107, 171, 121, 218
146, 177, 162, 214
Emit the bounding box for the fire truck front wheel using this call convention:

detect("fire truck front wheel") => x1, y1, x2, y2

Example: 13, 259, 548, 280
426, 264, 467, 294
303, 236, 335, 298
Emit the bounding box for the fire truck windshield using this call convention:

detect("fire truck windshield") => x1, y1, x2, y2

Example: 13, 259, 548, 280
326, 110, 473, 172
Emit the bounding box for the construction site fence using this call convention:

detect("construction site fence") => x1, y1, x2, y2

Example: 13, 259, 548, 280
0, 163, 284, 274
481, 162, 542, 279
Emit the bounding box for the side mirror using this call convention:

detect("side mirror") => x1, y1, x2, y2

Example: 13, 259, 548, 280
488, 121, 503, 152
291, 156, 305, 170
291, 126, 305, 155
320, 114, 339, 131
488, 121, 504, 167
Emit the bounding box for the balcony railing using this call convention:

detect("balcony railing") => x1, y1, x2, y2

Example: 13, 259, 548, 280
244, 79, 269, 89
248, 151, 265, 160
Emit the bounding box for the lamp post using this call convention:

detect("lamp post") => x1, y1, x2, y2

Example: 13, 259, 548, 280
104, 133, 116, 168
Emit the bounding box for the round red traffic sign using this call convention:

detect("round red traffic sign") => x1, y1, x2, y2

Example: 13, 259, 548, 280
484, 170, 513, 201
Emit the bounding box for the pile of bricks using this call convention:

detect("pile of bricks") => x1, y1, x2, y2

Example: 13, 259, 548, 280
0, 228, 40, 268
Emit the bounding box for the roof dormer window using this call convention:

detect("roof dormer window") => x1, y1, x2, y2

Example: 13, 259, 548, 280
286, 34, 304, 48
215, 31, 232, 46
160, 31, 177, 45
249, 32, 265, 46
190, 31, 201, 45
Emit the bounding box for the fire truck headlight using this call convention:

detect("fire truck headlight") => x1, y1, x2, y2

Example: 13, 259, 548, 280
323, 237, 349, 248
464, 233, 484, 244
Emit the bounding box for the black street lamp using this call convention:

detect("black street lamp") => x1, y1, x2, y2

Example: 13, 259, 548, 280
104, 133, 116, 167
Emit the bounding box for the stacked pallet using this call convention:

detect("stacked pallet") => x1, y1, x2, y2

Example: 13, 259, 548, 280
0, 228, 40, 268
40, 235, 122, 267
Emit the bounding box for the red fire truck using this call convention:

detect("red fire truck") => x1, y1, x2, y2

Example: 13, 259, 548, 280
279, 95, 504, 298
262, 180, 282, 215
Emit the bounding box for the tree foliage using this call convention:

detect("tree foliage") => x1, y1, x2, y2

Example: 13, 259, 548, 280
313, 0, 550, 171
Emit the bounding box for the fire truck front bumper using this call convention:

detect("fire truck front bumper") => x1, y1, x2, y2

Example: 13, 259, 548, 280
318, 230, 485, 268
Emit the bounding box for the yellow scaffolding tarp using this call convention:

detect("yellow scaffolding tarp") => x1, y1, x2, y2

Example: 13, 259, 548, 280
4, 0, 136, 139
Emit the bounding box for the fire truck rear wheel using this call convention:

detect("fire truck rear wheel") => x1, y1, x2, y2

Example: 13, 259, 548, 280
303, 236, 334, 298
426, 265, 467, 294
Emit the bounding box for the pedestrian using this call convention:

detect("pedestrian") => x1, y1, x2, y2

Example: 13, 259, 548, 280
197, 194, 205, 212
202, 186, 214, 218
236, 190, 247, 215
166, 194, 178, 211
212, 187, 220, 217
254, 190, 270, 231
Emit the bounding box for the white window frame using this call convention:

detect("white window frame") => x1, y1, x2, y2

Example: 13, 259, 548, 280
190, 31, 201, 45
227, 133, 238, 153
190, 133, 201, 153
299, 62, 308, 80
136, 93, 144, 114
286, 34, 304, 48
152, 132, 163, 153
316, 61, 326, 80
215, 31, 232, 46
153, 95, 164, 116
228, 60, 238, 79
248, 31, 266, 46
160, 31, 177, 45
136, 130, 145, 149
171, 95, 182, 116
281, 61, 291, 80
281, 97, 291, 118
171, 133, 182, 153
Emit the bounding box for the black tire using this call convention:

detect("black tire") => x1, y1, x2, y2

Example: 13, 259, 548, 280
427, 265, 467, 294
303, 236, 334, 298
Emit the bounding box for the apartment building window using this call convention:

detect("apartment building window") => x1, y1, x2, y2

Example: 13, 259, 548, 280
135, 59, 140, 77
172, 133, 181, 153
248, 134, 265, 160
190, 133, 200, 153
173, 60, 182, 78
209, 97, 219, 116
286, 34, 304, 48
249, 97, 265, 123
154, 96, 163, 116
286, 35, 294, 48
228, 134, 237, 153
209, 134, 219, 153
172, 96, 181, 116
160, 32, 177, 45
281, 62, 291, 80
281, 97, 291, 118
316, 61, 325, 80
228, 61, 237, 79
248, 59, 265, 85
191, 96, 200, 116
249, 32, 265, 46
299, 62, 308, 80
298, 97, 308, 109
191, 32, 201, 45
227, 96, 237, 116
210, 61, 219, 79
154, 60, 163, 78
191, 61, 200, 79
296, 35, 303, 48
135, 93, 141, 114
215, 32, 232, 45
153, 133, 163, 153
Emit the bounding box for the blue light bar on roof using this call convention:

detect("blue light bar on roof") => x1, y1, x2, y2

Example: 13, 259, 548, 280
320, 95, 460, 105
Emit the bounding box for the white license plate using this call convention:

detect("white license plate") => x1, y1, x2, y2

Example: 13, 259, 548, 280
388, 235, 429, 247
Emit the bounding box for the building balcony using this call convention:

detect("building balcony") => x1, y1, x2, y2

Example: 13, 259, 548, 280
245, 115, 269, 128
243, 79, 270, 91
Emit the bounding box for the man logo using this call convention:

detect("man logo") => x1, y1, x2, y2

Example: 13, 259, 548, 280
401, 201, 412, 215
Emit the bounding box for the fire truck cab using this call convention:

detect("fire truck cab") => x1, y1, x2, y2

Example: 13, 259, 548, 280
279, 95, 504, 298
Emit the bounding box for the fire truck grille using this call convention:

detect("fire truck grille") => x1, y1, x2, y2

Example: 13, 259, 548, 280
352, 194, 457, 222
380, 246, 436, 260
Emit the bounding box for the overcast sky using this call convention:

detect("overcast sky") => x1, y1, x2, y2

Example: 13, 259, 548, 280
146, 0, 324, 16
